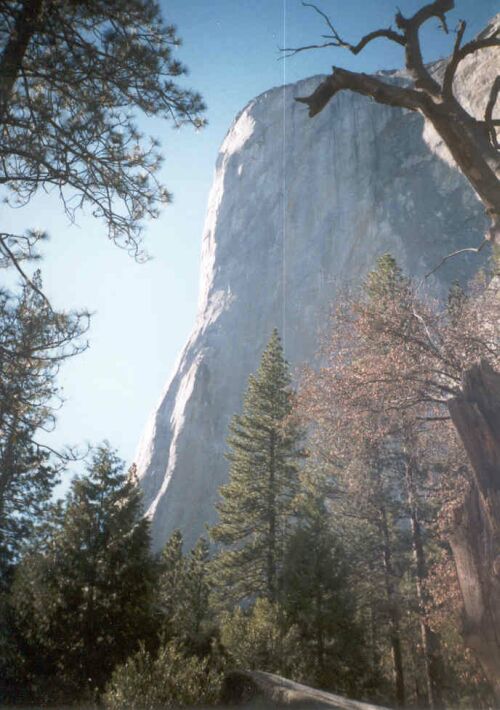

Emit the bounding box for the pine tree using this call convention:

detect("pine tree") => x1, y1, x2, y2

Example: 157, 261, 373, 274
447, 280, 467, 326
281, 472, 365, 695
219, 597, 302, 676
183, 538, 212, 642
365, 253, 407, 303
159, 532, 212, 648
0, 274, 87, 579
159, 529, 185, 633
12, 445, 156, 700
210, 329, 302, 605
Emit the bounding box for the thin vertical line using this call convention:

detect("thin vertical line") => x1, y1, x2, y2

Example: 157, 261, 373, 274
282, 0, 287, 349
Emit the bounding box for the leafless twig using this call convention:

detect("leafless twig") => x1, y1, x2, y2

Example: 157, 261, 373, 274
424, 239, 489, 280
281, 1, 404, 58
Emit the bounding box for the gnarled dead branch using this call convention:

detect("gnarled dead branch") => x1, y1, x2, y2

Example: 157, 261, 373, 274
286, 0, 500, 244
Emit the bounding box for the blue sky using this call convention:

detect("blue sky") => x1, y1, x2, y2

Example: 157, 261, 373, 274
3, 0, 496, 473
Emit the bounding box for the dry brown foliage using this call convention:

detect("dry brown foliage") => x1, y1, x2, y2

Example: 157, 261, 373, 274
298, 267, 499, 461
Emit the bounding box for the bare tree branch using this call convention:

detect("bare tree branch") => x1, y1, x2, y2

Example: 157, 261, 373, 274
396, 0, 454, 31
281, 41, 348, 59
296, 66, 428, 117
282, 3, 406, 60
424, 239, 489, 280
442, 19, 467, 96
444, 28, 500, 97
393, 0, 454, 94
486, 75, 500, 151
288, 0, 500, 244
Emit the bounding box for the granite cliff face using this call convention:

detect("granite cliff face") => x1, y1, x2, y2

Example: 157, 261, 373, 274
136, 37, 497, 551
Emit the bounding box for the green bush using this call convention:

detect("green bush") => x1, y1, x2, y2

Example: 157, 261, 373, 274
219, 598, 302, 676
103, 641, 223, 709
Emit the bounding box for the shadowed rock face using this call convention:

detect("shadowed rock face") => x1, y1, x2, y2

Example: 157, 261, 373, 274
135, 37, 496, 552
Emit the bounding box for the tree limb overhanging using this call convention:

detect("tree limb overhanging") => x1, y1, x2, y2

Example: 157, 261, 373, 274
282, 2, 405, 58
423, 239, 489, 280
0, 0, 207, 289
285, 0, 500, 244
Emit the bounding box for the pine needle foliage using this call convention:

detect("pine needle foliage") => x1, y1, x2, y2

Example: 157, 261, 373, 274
159, 531, 212, 646
11, 445, 156, 700
0, 0, 206, 266
282, 472, 366, 695
365, 254, 408, 304
210, 329, 302, 605
0, 273, 87, 578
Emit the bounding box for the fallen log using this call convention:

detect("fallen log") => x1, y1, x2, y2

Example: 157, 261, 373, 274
221, 670, 390, 709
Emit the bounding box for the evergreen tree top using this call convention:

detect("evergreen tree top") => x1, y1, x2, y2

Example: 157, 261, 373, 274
239, 329, 293, 426
210, 329, 302, 605
364, 253, 408, 303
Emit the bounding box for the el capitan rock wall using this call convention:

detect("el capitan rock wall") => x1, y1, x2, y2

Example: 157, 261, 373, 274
136, 40, 496, 551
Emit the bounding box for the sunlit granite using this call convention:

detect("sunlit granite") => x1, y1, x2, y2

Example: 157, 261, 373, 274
135, 23, 497, 551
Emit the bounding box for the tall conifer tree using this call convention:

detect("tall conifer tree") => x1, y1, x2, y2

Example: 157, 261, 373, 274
12, 445, 156, 699
282, 472, 364, 694
210, 329, 302, 604
159, 532, 212, 647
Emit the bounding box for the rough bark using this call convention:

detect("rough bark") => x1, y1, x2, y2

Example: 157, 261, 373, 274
448, 360, 500, 700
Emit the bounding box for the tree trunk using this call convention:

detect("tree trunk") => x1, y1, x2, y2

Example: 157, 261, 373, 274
315, 582, 325, 673
0, 415, 21, 569
267, 430, 277, 603
368, 599, 382, 683
0, 0, 45, 123
448, 360, 500, 700
379, 506, 406, 708
403, 448, 444, 709
422, 101, 500, 243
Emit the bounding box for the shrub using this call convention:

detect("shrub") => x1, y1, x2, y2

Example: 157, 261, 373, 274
219, 598, 301, 676
103, 641, 223, 709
